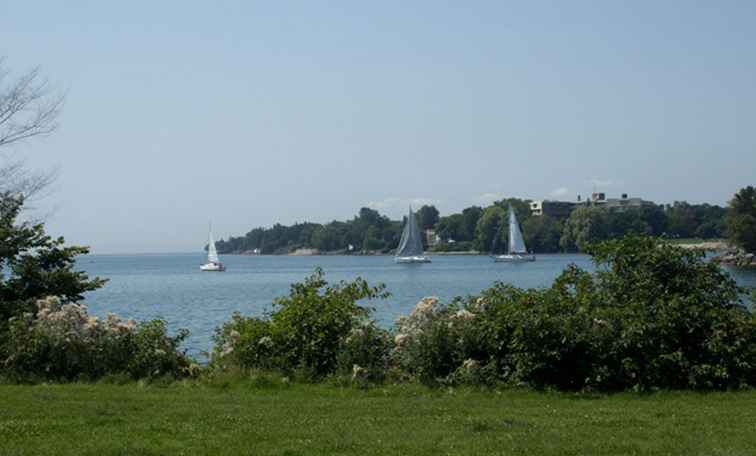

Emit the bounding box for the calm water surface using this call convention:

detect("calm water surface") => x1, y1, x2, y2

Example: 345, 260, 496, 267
79, 253, 756, 358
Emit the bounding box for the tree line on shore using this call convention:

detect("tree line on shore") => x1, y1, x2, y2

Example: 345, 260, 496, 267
215, 197, 734, 255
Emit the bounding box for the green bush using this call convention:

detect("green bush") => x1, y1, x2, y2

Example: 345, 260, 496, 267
213, 268, 388, 379
212, 313, 276, 370
336, 322, 391, 383
393, 236, 756, 391
213, 236, 756, 391
2, 296, 194, 382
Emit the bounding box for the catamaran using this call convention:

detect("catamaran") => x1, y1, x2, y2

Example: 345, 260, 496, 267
200, 224, 226, 271
395, 207, 431, 263
493, 205, 535, 262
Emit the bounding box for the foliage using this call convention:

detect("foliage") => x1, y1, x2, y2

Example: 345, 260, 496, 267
393, 297, 487, 385
214, 268, 389, 379
393, 236, 756, 390
473, 206, 506, 252
0, 193, 105, 340
336, 322, 392, 383
216, 198, 728, 255
726, 186, 756, 253
2, 296, 193, 382
216, 208, 402, 254
522, 215, 563, 253
560, 206, 609, 251
416, 205, 440, 231
666, 201, 727, 239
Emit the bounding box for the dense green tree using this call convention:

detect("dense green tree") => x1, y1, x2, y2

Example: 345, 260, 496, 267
460, 206, 483, 242
493, 198, 532, 224
522, 215, 563, 253
416, 205, 440, 231
474, 206, 506, 252
638, 204, 667, 236
606, 209, 652, 238
435, 213, 465, 242
0, 193, 105, 336
560, 206, 609, 252
727, 186, 756, 253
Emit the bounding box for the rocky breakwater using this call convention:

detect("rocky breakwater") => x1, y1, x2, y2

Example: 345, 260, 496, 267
717, 250, 756, 267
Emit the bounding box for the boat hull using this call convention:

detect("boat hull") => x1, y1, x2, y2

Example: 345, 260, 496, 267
493, 254, 536, 263
200, 262, 226, 271
395, 256, 432, 264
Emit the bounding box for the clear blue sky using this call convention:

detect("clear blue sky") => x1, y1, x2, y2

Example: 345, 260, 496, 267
2, 1, 755, 253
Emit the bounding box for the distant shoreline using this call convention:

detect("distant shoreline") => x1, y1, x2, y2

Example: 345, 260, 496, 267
224, 250, 485, 257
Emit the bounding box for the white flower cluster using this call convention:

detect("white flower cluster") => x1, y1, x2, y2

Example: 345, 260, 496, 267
344, 326, 365, 344
31, 296, 137, 343
221, 330, 241, 356
393, 296, 440, 352
352, 364, 368, 380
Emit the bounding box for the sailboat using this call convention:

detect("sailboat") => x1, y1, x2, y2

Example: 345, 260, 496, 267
395, 207, 431, 264
200, 224, 226, 271
493, 205, 535, 262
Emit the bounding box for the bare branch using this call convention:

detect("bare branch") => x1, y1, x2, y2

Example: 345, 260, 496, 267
0, 59, 65, 148
0, 57, 64, 203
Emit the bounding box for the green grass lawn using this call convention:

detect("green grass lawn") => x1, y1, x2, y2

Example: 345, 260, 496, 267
1, 379, 755, 455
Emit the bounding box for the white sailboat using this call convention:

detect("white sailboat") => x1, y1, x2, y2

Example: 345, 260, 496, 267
493, 205, 535, 262
200, 224, 226, 271
395, 207, 431, 264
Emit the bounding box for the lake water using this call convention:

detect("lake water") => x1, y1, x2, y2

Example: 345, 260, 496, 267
79, 253, 756, 359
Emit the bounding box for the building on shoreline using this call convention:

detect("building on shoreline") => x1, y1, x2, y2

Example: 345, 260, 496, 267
589, 193, 655, 211
531, 193, 655, 218
530, 200, 577, 219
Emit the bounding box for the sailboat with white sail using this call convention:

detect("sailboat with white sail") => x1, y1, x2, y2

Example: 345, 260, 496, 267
200, 224, 226, 271
493, 205, 535, 262
395, 207, 431, 263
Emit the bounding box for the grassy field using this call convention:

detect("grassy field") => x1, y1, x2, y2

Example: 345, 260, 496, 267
1, 378, 755, 455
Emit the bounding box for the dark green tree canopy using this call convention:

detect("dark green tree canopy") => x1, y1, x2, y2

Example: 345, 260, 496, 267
0, 193, 105, 331
416, 205, 440, 231
727, 186, 756, 254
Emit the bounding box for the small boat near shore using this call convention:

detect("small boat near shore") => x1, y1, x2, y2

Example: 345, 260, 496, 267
493, 205, 535, 263
395, 207, 431, 264
200, 224, 226, 271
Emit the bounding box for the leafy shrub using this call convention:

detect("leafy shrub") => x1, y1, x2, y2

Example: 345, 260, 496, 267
585, 236, 756, 390
212, 313, 276, 370
214, 268, 388, 379
336, 322, 391, 383
213, 236, 756, 391
2, 296, 194, 382
394, 236, 756, 391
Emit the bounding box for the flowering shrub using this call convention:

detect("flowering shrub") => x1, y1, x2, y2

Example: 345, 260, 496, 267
336, 322, 392, 383
2, 296, 194, 381
392, 296, 496, 385
212, 313, 277, 370
395, 236, 756, 390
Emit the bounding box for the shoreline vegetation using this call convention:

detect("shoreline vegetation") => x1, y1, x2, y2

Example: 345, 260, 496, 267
229, 238, 731, 256
214, 199, 731, 256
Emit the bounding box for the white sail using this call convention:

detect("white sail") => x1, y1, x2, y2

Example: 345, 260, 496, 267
207, 227, 220, 263
395, 207, 425, 258
508, 205, 528, 254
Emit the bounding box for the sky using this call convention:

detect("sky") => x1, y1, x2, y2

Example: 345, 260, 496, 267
2, 1, 755, 253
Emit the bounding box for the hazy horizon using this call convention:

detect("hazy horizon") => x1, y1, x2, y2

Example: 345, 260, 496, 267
2, 2, 755, 254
